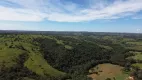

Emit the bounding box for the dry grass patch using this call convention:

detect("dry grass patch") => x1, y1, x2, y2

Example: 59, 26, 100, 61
88, 63, 128, 80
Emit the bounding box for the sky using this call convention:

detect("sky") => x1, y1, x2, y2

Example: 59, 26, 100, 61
0, 0, 142, 33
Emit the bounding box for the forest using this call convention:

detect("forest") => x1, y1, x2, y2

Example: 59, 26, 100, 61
0, 31, 142, 80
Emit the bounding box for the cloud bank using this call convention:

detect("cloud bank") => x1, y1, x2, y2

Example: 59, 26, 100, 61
0, 0, 142, 22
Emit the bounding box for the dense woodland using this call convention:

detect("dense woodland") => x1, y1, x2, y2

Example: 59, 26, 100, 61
0, 31, 142, 80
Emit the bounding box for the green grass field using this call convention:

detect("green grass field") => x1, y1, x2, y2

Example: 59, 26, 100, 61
24, 52, 65, 77
125, 41, 142, 51
132, 63, 142, 69
126, 42, 142, 46
99, 45, 113, 50
0, 35, 65, 78
0, 48, 25, 68
127, 52, 142, 61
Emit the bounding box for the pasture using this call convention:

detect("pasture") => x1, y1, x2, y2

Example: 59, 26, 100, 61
88, 63, 128, 80
0, 35, 65, 78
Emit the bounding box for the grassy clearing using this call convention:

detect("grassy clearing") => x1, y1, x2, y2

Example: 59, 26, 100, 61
99, 45, 113, 50
0, 47, 25, 68
124, 41, 142, 51
0, 35, 65, 77
126, 46, 142, 51
24, 52, 65, 77
45, 36, 73, 49
65, 45, 73, 49
122, 38, 135, 42
127, 52, 142, 61
88, 63, 129, 80
132, 63, 142, 69
0, 39, 26, 68
126, 42, 142, 46
20, 37, 66, 77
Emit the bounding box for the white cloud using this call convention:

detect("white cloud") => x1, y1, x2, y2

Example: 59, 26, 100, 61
0, 6, 46, 21
0, 0, 142, 22
0, 23, 40, 30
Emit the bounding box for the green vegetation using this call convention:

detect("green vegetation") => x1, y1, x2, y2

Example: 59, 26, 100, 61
98, 45, 113, 50
127, 52, 142, 61
0, 34, 65, 80
0, 31, 142, 80
0, 48, 25, 68
126, 42, 142, 46
132, 63, 142, 69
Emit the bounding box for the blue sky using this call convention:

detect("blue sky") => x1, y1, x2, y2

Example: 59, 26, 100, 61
0, 0, 142, 33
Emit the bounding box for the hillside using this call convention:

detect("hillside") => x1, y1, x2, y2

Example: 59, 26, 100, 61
0, 32, 142, 80
0, 34, 66, 80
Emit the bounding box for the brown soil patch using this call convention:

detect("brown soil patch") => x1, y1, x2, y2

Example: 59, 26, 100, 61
88, 63, 124, 80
